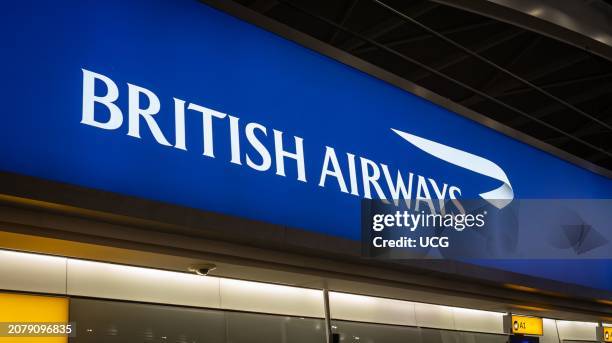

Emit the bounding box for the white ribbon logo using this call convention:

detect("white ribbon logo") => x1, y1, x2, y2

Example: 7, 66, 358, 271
392, 128, 514, 209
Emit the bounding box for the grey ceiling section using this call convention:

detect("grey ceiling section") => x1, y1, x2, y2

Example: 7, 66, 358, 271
477, 0, 612, 49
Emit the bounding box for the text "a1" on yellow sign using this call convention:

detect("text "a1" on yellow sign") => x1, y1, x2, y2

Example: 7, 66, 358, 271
504, 314, 543, 336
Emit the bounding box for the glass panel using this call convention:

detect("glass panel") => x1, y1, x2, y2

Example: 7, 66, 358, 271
69, 297, 509, 343
69, 298, 225, 343
462, 332, 508, 343
421, 327, 462, 343
332, 320, 422, 343
225, 311, 326, 343
69, 298, 326, 343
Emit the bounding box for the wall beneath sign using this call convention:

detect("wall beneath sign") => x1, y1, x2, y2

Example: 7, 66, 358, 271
0, 249, 603, 343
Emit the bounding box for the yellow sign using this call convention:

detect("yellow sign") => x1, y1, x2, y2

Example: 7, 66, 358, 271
0, 293, 69, 343
602, 327, 612, 342
509, 315, 543, 336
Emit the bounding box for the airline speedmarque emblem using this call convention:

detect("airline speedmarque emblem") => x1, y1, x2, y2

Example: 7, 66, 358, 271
392, 128, 514, 209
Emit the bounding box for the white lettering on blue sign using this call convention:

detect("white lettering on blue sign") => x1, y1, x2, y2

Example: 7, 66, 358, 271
81, 68, 512, 211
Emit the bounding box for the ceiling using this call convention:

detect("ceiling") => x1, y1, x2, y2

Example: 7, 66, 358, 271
216, 0, 612, 173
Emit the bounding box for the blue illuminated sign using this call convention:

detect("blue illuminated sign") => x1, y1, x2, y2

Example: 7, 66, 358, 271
1, 1, 611, 288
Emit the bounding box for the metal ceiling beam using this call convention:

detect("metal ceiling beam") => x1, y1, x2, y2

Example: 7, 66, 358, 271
460, 53, 590, 107
508, 82, 612, 128
341, 2, 439, 52
410, 29, 524, 82
458, 36, 541, 102
546, 104, 612, 145
373, 0, 612, 132
548, 126, 607, 145
494, 71, 612, 99
353, 20, 497, 55
432, 0, 612, 62
341, 17, 402, 50
329, 0, 360, 44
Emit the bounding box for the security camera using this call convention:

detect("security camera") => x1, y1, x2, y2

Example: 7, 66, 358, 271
188, 263, 217, 276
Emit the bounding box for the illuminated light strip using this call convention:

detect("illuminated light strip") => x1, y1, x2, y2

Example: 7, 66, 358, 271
329, 291, 506, 333
557, 321, 599, 326
0, 249, 325, 318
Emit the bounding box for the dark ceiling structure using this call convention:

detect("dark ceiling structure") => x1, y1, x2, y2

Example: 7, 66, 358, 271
210, 0, 612, 173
